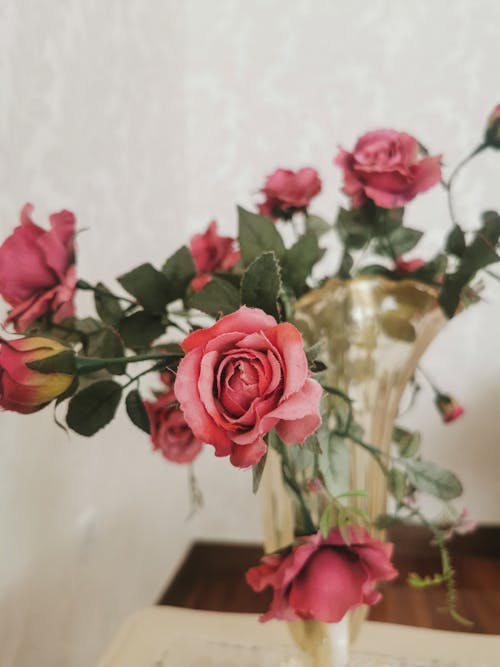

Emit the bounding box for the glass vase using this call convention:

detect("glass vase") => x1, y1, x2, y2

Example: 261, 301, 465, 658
259, 276, 447, 667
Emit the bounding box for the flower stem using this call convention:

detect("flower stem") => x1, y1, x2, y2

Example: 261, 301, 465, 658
75, 352, 180, 375
443, 143, 486, 228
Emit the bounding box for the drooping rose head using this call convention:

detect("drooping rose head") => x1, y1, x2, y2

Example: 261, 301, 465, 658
435, 393, 464, 423
144, 389, 202, 464
189, 221, 240, 292
259, 168, 322, 220
0, 336, 75, 414
246, 527, 397, 623
174, 307, 322, 468
335, 130, 441, 209
0, 204, 77, 333
485, 104, 500, 149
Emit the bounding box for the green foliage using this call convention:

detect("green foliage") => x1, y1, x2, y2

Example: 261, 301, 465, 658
445, 225, 466, 257
319, 504, 334, 538
188, 276, 241, 316
405, 460, 463, 500
439, 211, 500, 317
388, 468, 408, 502
86, 327, 126, 375
281, 231, 324, 295
125, 389, 151, 434
94, 283, 124, 326
238, 206, 285, 266
118, 263, 171, 314
27, 350, 76, 375
305, 214, 332, 237
66, 380, 122, 436
374, 226, 423, 258
393, 426, 421, 458
375, 513, 399, 529
411, 253, 448, 283
161, 246, 196, 302
119, 312, 165, 351
252, 450, 267, 494
241, 251, 281, 320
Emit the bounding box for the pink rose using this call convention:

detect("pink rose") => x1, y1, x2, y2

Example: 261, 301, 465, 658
174, 307, 322, 468
335, 130, 441, 209
434, 393, 464, 423
144, 389, 202, 464
259, 168, 322, 220
246, 527, 397, 623
189, 221, 240, 292
0, 204, 77, 333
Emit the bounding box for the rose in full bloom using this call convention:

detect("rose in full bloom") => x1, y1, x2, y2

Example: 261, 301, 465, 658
335, 130, 441, 209
0, 204, 77, 333
189, 221, 240, 291
0, 337, 75, 413
485, 104, 500, 149
174, 307, 322, 468
395, 257, 425, 273
435, 393, 464, 423
246, 527, 397, 623
144, 389, 202, 464
259, 168, 322, 220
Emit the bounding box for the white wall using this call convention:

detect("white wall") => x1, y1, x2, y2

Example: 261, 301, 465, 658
0, 1, 499, 666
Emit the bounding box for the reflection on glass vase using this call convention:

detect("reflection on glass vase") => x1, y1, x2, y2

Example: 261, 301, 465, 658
259, 276, 447, 667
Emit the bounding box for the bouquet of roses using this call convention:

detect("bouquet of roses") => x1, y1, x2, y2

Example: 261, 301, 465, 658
1, 105, 499, 629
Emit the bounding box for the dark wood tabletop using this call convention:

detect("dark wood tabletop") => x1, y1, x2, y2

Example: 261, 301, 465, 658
159, 524, 500, 634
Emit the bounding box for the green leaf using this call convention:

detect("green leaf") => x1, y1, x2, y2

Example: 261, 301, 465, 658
393, 427, 421, 458
118, 263, 170, 313
336, 208, 372, 250
161, 246, 196, 302
445, 225, 466, 257
238, 206, 285, 266
281, 231, 323, 295
188, 276, 241, 316
94, 282, 124, 326
66, 380, 122, 436
405, 460, 463, 500
319, 505, 334, 539
252, 450, 268, 494
303, 433, 322, 455
305, 214, 332, 237
372, 207, 404, 236
28, 350, 76, 375
388, 468, 408, 502
125, 389, 150, 434
119, 312, 164, 351
337, 250, 354, 279
374, 227, 423, 258
86, 327, 126, 375
357, 264, 393, 278
411, 253, 447, 283
241, 251, 281, 319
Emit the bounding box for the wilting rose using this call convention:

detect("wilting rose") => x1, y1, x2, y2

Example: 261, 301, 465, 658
395, 257, 425, 273
246, 527, 397, 623
259, 168, 322, 220
189, 221, 240, 291
485, 104, 500, 149
144, 389, 202, 464
0, 337, 75, 413
0, 204, 77, 333
435, 393, 464, 423
335, 130, 441, 209
174, 307, 322, 468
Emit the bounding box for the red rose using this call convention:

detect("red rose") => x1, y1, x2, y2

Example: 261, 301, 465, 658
435, 393, 464, 423
144, 389, 202, 464
335, 130, 441, 209
0, 336, 75, 413
0, 204, 77, 333
189, 221, 240, 292
246, 527, 397, 623
259, 168, 322, 220
174, 307, 322, 468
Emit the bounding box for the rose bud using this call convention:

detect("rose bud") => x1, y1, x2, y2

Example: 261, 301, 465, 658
485, 104, 500, 149
144, 390, 202, 464
174, 307, 322, 468
246, 527, 397, 623
189, 221, 240, 292
434, 393, 464, 423
395, 257, 425, 273
0, 204, 77, 333
258, 167, 322, 220
0, 337, 75, 413
335, 130, 441, 209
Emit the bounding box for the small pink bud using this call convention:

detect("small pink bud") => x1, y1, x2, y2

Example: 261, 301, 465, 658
307, 477, 323, 493
435, 393, 464, 423
395, 257, 425, 273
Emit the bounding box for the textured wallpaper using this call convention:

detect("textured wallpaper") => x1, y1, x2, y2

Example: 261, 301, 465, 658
1, 1, 499, 665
